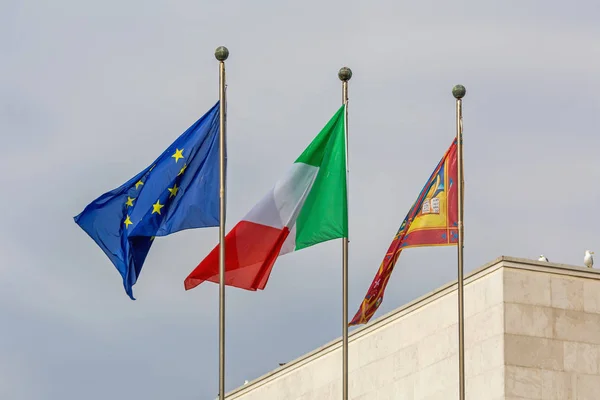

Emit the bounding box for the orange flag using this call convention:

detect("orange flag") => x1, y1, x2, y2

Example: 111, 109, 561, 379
349, 139, 458, 326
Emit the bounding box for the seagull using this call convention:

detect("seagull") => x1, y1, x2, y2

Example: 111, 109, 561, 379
584, 250, 594, 268
244, 380, 249, 385
538, 255, 549, 262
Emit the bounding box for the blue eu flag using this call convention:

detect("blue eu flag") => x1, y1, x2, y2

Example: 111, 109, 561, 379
74, 102, 221, 299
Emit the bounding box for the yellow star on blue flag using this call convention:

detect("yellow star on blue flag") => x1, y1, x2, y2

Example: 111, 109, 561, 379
74, 101, 221, 299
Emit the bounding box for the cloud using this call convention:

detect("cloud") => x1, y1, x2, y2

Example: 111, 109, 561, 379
3, 0, 600, 398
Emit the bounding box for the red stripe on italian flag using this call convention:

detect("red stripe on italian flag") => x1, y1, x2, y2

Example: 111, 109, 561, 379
184, 105, 348, 291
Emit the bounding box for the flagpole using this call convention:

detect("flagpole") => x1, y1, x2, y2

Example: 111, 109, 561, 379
215, 45, 229, 400
338, 66, 352, 400
453, 84, 466, 400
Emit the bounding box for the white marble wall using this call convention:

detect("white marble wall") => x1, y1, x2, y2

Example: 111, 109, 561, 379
225, 260, 600, 400
503, 268, 600, 399
227, 265, 507, 400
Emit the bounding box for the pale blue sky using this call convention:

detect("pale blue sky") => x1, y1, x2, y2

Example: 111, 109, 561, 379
2, 0, 600, 398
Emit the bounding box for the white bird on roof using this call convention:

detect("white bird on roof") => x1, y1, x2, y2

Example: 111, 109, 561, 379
538, 255, 549, 262
584, 250, 594, 268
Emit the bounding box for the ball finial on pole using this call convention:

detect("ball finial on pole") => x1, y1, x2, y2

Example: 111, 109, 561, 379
215, 46, 229, 62
452, 84, 466, 99
338, 67, 352, 82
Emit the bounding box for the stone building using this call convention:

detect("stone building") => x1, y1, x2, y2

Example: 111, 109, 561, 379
224, 256, 600, 399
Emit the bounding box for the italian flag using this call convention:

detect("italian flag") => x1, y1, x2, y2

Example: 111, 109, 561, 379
184, 105, 348, 291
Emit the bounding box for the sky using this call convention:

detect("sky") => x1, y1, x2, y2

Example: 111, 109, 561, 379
2, 0, 600, 398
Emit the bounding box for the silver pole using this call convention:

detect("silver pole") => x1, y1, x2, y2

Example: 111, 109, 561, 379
452, 84, 466, 400
215, 45, 229, 400
338, 66, 352, 400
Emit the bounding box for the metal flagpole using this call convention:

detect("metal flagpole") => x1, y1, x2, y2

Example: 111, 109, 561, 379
215, 45, 229, 400
452, 84, 466, 400
338, 66, 352, 400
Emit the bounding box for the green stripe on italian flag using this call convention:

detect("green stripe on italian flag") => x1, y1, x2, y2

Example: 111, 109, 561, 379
184, 105, 347, 291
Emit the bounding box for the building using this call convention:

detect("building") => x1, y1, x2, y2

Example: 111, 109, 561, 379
224, 256, 600, 399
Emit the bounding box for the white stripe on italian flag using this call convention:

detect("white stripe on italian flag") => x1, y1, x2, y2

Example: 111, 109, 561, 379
184, 105, 347, 291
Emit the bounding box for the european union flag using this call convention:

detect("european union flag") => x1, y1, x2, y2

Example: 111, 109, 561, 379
74, 102, 221, 299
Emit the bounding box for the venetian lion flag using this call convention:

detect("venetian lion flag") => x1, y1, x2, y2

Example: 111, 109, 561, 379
349, 138, 458, 325
185, 105, 347, 291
